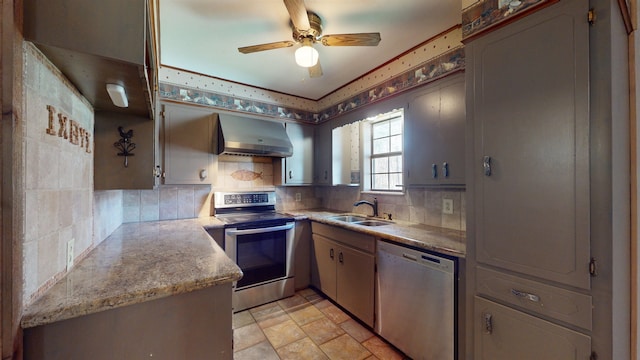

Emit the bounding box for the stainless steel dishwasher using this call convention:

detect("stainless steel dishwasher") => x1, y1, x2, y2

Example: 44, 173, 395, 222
375, 239, 456, 360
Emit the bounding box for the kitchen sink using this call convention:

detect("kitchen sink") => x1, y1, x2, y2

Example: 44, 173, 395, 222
328, 215, 368, 223
328, 215, 391, 227
353, 220, 390, 227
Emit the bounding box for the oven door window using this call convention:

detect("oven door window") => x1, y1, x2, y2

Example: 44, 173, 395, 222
236, 229, 287, 289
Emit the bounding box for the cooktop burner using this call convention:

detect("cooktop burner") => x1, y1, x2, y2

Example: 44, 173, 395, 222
213, 191, 294, 228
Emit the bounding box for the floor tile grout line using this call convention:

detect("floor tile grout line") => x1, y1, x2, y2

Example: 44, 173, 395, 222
234, 288, 399, 360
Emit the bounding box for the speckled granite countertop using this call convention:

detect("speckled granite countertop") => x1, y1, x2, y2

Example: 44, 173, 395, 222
21, 218, 241, 329
286, 209, 466, 258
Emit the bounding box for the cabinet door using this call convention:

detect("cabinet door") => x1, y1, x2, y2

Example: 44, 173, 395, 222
469, 0, 590, 289
162, 103, 216, 184
311, 234, 337, 301
405, 74, 465, 186
438, 78, 465, 185
314, 121, 332, 185
336, 244, 375, 327
474, 297, 591, 360
284, 122, 314, 184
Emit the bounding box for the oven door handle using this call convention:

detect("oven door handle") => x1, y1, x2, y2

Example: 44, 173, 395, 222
226, 223, 294, 235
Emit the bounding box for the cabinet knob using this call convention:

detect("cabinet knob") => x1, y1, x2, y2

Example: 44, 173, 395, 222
199, 169, 208, 180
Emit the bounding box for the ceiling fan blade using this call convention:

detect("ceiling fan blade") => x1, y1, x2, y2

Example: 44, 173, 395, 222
308, 60, 323, 78
238, 41, 296, 54
320, 33, 381, 47
283, 0, 310, 31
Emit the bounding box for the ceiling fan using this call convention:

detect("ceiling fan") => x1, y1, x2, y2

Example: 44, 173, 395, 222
238, 0, 381, 78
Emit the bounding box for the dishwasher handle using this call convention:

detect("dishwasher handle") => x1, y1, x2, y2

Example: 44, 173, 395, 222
402, 253, 417, 261
379, 241, 455, 274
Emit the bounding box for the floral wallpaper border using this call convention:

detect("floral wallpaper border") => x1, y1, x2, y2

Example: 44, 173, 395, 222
462, 0, 550, 39
158, 46, 465, 124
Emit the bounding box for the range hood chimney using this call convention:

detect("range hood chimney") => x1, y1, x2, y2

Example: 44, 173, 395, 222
217, 114, 293, 157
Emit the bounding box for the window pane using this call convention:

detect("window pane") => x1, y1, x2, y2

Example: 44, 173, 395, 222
389, 155, 402, 172
372, 121, 389, 139
373, 174, 388, 190
390, 118, 402, 135
390, 135, 403, 152
373, 138, 389, 154
373, 157, 389, 173
389, 173, 403, 189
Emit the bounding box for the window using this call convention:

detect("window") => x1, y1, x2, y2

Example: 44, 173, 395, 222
369, 110, 403, 191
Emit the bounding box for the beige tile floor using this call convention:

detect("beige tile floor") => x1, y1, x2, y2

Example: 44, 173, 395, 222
233, 288, 408, 360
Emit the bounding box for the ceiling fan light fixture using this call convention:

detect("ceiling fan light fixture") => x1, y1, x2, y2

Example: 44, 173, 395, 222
294, 39, 319, 68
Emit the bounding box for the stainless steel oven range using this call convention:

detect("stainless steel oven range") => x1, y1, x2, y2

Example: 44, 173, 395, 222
213, 191, 295, 312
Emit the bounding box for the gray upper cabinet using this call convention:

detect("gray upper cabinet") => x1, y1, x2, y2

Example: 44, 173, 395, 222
314, 121, 333, 185
468, 0, 590, 290
161, 102, 217, 185
405, 74, 465, 187
23, 0, 155, 119
275, 122, 314, 185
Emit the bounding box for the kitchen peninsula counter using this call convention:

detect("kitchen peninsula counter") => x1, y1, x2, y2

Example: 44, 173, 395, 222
21, 218, 241, 329
286, 209, 466, 258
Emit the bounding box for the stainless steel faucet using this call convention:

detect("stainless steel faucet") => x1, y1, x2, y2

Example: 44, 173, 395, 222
353, 197, 378, 217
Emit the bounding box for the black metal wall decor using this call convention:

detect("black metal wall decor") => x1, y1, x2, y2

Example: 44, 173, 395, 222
114, 126, 135, 167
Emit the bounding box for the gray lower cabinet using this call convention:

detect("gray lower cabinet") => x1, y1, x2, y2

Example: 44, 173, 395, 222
294, 220, 311, 290
161, 102, 217, 184
24, 285, 233, 360
405, 73, 465, 186
474, 297, 591, 360
311, 222, 375, 327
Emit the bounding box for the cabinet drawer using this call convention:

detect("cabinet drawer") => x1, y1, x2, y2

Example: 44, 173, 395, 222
476, 266, 592, 330
475, 297, 591, 360
311, 222, 375, 253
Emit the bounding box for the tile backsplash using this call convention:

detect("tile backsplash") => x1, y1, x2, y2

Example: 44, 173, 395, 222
123, 185, 212, 223
123, 184, 465, 231
314, 186, 466, 231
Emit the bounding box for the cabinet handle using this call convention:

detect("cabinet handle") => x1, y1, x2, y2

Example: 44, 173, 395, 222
483, 313, 493, 334
443, 162, 449, 178
199, 169, 207, 180
483, 156, 492, 176
329, 248, 334, 259
511, 288, 541, 303
289, 170, 292, 179
324, 170, 328, 180
431, 164, 438, 178
338, 252, 344, 264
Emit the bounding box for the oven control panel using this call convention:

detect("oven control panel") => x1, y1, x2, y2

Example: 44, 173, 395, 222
224, 193, 269, 205
214, 191, 276, 208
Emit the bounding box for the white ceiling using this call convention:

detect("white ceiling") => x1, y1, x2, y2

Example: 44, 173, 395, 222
158, 0, 461, 100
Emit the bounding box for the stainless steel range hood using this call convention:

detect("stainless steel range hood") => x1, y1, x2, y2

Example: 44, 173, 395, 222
217, 114, 293, 157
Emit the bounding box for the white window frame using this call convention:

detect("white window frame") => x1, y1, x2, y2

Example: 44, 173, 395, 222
362, 109, 404, 193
